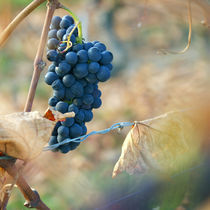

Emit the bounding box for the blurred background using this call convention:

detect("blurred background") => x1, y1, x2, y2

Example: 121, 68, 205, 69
0, 0, 210, 209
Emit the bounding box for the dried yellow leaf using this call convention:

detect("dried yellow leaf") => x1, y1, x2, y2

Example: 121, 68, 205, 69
0, 111, 56, 161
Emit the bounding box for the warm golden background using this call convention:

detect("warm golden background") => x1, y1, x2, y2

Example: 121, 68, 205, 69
0, 0, 210, 209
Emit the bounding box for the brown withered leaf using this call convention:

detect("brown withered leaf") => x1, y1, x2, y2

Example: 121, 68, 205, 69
0, 111, 56, 161
112, 111, 202, 178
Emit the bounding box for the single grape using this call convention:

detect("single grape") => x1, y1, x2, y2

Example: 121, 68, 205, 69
47, 50, 58, 62
56, 101, 69, 113
52, 122, 61, 136
81, 104, 92, 110
105, 63, 113, 71
44, 72, 59, 85
92, 97, 102, 109
100, 51, 113, 64
92, 40, 99, 45
59, 144, 71, 154
73, 63, 88, 79
63, 15, 74, 25
96, 65, 111, 82
85, 73, 98, 84
57, 29, 66, 40
71, 82, 84, 97
61, 117, 75, 127
58, 126, 70, 137
48, 96, 59, 107
69, 123, 83, 138
48, 63, 56, 72
94, 42, 106, 52
73, 43, 83, 52
68, 104, 79, 114
83, 94, 94, 105
88, 47, 102, 62
93, 89, 102, 98
47, 38, 59, 50
49, 136, 58, 145
60, 18, 72, 29
88, 62, 100, 73
65, 88, 75, 100
62, 74, 76, 87
84, 84, 94, 94
75, 110, 85, 124
81, 124, 87, 135
57, 135, 66, 142
83, 110, 93, 122
55, 61, 71, 77
48, 29, 58, 39
65, 52, 78, 65
51, 16, 62, 29
84, 42, 94, 50
69, 142, 80, 150
53, 89, 65, 100
77, 50, 88, 63
51, 79, 64, 90
73, 98, 82, 107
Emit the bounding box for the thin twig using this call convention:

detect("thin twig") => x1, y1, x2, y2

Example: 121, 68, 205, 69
0, 0, 46, 47
0, 159, 49, 210
24, 0, 60, 112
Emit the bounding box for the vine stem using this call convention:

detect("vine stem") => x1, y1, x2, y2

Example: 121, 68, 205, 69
0, 159, 49, 210
24, 0, 60, 112
0, 0, 46, 47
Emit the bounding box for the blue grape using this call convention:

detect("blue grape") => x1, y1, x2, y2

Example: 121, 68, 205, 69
92, 97, 102, 109
48, 96, 59, 106
73, 43, 83, 52
96, 66, 110, 82
48, 63, 56, 72
92, 40, 99, 45
83, 110, 93, 122
61, 117, 75, 127
51, 16, 62, 29
57, 135, 66, 143
93, 89, 101, 98
81, 104, 92, 110
69, 123, 83, 138
73, 98, 82, 107
68, 104, 79, 114
78, 79, 87, 87
57, 126, 69, 137
85, 73, 98, 84
56, 101, 69, 113
44, 72, 58, 85
83, 94, 94, 105
84, 42, 93, 50
60, 18, 72, 29
49, 136, 58, 145
105, 63, 113, 71
48, 29, 58, 39
77, 50, 88, 63
57, 29, 66, 40
62, 74, 76, 87
100, 51, 113, 64
52, 122, 61, 136
53, 89, 65, 100
81, 124, 87, 135
63, 15, 74, 25
51, 79, 63, 90
75, 110, 85, 124
84, 84, 94, 94
55, 61, 71, 77
94, 42, 106, 52
59, 144, 71, 154
69, 142, 80, 150
65, 52, 78, 65
88, 62, 100, 73
65, 88, 75, 100
47, 38, 59, 50
88, 47, 102, 62
73, 63, 88, 79
47, 50, 58, 61
71, 82, 84, 97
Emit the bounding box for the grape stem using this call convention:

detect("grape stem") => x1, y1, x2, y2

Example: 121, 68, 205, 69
24, 0, 60, 112
0, 0, 46, 47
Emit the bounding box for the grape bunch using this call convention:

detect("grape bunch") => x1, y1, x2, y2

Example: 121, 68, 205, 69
45, 15, 113, 153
